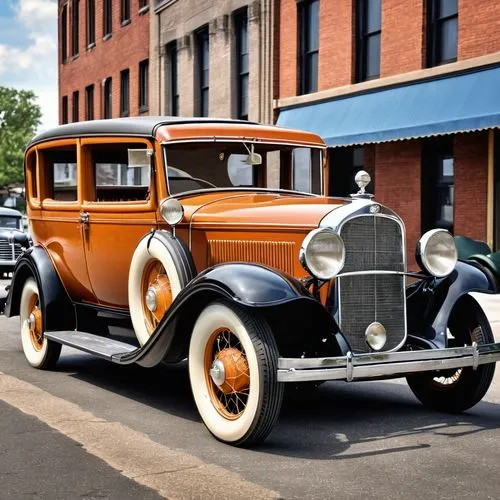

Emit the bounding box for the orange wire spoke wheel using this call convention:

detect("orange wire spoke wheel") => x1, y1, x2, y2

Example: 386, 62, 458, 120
26, 292, 43, 351
204, 328, 250, 420
141, 259, 173, 335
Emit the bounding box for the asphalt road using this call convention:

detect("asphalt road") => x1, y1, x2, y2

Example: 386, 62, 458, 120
1, 279, 500, 499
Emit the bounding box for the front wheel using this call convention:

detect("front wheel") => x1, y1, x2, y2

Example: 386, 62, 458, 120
407, 298, 495, 413
20, 278, 61, 369
189, 301, 283, 446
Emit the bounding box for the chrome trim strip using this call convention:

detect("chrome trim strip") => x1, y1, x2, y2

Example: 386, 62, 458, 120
336, 270, 426, 279
277, 342, 500, 382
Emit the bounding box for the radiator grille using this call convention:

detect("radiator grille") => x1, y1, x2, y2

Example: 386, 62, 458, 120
338, 215, 406, 352
208, 240, 295, 275
0, 240, 14, 261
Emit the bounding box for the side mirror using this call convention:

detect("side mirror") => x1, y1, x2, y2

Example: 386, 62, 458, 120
128, 148, 153, 168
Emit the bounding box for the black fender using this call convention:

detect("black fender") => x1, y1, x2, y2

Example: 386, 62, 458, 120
5, 246, 76, 331
115, 263, 347, 367
406, 260, 492, 349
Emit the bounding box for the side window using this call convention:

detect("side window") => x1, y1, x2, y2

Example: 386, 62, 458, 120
39, 146, 78, 202
86, 143, 151, 202
26, 149, 38, 199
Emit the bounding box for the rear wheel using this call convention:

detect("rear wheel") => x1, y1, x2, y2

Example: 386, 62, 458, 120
20, 278, 61, 369
189, 301, 283, 446
407, 298, 495, 412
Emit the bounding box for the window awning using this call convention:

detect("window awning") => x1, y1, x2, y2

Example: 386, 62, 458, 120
276, 66, 500, 147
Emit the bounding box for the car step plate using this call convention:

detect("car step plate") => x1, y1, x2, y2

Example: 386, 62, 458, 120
44, 330, 137, 361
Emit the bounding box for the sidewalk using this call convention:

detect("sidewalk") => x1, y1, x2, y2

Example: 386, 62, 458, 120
470, 292, 500, 341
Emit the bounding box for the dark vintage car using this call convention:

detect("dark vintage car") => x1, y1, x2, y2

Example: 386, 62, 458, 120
0, 207, 30, 277
4, 117, 500, 447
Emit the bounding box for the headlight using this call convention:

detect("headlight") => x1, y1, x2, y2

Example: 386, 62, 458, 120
159, 198, 184, 226
416, 229, 457, 277
300, 228, 345, 280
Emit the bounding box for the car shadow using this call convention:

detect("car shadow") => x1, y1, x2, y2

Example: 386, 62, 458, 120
57, 352, 500, 460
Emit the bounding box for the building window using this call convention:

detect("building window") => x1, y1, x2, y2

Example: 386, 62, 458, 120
72, 91, 79, 122
103, 0, 112, 37
422, 137, 454, 233
234, 10, 249, 119
298, 0, 319, 95
62, 96, 68, 124
427, 0, 458, 67
85, 85, 94, 120
139, 59, 149, 113
196, 27, 209, 117
71, 0, 79, 57
356, 0, 381, 82
86, 0, 95, 46
139, 0, 149, 9
104, 77, 112, 118
121, 0, 130, 24
120, 69, 130, 117
166, 43, 178, 115
61, 5, 68, 62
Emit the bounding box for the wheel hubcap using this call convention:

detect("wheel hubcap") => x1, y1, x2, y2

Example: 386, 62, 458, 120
27, 302, 43, 350
210, 359, 226, 386
145, 288, 157, 312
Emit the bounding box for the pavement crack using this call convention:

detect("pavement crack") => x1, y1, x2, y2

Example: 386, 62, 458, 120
131, 465, 200, 479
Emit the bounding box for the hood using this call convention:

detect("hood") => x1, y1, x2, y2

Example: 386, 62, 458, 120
180, 191, 351, 230
0, 228, 29, 244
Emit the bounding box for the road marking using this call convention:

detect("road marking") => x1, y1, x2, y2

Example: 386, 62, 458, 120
0, 372, 279, 500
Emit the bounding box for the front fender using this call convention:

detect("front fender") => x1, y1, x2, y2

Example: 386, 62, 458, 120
116, 263, 347, 367
406, 260, 492, 348
5, 246, 75, 330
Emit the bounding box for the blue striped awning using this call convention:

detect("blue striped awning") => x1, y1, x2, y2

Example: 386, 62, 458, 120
277, 65, 500, 147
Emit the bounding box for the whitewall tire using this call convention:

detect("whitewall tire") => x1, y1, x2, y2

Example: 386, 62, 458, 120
20, 278, 61, 369
129, 234, 189, 346
189, 301, 283, 446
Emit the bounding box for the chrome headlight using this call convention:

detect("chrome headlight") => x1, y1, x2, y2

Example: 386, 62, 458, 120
300, 228, 345, 280
416, 229, 457, 277
159, 198, 184, 226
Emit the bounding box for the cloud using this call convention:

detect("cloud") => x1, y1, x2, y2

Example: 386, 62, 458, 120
0, 0, 57, 130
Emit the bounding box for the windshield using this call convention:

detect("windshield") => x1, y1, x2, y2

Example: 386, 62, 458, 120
0, 216, 21, 229
164, 142, 322, 196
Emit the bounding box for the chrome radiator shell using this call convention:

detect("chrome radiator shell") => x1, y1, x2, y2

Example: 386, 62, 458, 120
337, 214, 407, 353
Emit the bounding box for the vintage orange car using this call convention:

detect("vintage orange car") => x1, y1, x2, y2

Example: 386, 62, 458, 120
5, 116, 500, 446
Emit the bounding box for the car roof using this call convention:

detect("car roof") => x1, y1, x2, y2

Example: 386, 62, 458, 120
0, 207, 22, 217
27, 116, 257, 147
27, 116, 326, 149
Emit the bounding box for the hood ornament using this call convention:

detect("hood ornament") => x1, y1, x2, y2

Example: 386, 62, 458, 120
351, 170, 374, 199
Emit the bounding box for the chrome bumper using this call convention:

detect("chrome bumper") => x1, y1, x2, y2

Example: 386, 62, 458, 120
277, 342, 500, 382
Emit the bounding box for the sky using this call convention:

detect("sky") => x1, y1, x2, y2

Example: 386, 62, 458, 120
0, 0, 58, 131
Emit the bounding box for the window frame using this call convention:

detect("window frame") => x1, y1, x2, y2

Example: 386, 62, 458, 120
234, 9, 249, 119
85, 84, 94, 120
71, 0, 79, 57
356, 0, 381, 82
139, 59, 149, 113
196, 27, 210, 117
103, 0, 112, 38
86, 0, 95, 47
166, 43, 178, 116
62, 96, 69, 124
72, 90, 79, 122
426, 0, 458, 67
298, 0, 319, 95
103, 77, 112, 119
61, 5, 68, 63
121, 0, 131, 24
120, 69, 130, 117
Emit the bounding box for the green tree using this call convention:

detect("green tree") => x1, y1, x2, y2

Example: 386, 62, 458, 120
0, 87, 42, 188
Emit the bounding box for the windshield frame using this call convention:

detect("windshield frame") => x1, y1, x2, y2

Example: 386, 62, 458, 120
161, 139, 325, 198
0, 215, 22, 230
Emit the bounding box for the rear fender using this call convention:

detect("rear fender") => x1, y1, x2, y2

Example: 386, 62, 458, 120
5, 246, 75, 330
117, 263, 347, 367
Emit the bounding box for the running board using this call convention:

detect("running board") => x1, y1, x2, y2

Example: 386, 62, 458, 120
45, 330, 138, 362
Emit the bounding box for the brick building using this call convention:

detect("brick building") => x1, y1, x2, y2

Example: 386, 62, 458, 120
150, 0, 274, 123
275, 0, 500, 267
58, 0, 150, 123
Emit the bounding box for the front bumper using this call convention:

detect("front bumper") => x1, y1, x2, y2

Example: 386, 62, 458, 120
277, 342, 500, 382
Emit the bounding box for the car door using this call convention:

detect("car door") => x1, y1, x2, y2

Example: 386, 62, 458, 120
79, 137, 158, 309
33, 139, 96, 302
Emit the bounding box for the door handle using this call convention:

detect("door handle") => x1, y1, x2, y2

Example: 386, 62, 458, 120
80, 212, 89, 224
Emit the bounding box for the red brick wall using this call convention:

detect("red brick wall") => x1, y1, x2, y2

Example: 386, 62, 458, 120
453, 132, 488, 241
459, 0, 500, 60
381, 0, 424, 77
318, 1, 354, 90
374, 140, 422, 271
279, 0, 298, 98
59, 0, 149, 123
